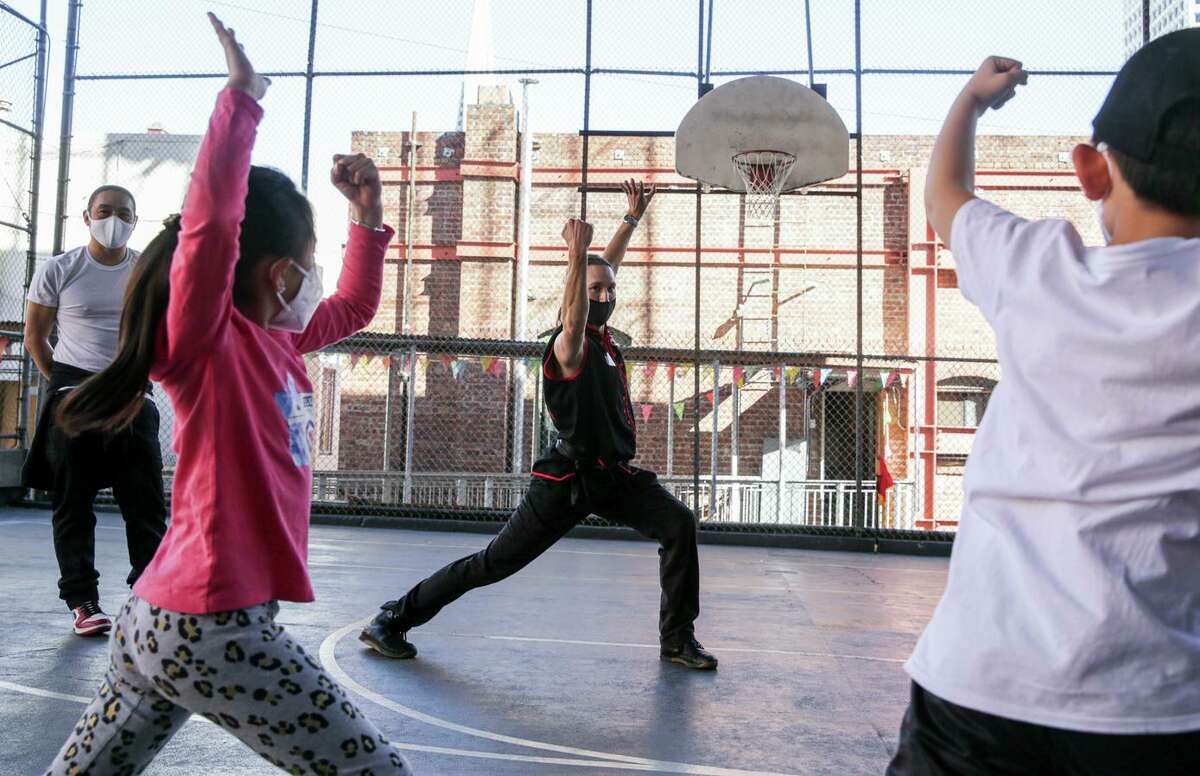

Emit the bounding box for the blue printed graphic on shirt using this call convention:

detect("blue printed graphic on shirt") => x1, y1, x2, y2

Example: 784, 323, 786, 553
274, 373, 315, 468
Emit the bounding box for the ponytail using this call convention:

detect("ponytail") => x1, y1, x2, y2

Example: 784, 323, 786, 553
56, 214, 181, 435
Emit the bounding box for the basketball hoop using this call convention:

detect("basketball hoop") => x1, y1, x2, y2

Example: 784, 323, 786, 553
732, 150, 796, 223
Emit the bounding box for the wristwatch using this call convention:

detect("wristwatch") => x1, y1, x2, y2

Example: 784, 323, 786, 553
352, 219, 389, 232
622, 214, 639, 227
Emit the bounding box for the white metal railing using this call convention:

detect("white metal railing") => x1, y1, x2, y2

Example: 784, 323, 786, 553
306, 470, 920, 530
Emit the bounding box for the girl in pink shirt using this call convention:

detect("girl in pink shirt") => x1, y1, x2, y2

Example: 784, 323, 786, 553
45, 15, 412, 775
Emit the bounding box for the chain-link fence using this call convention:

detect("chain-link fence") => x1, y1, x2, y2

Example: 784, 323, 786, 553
0, 2, 46, 464
23, 0, 1152, 542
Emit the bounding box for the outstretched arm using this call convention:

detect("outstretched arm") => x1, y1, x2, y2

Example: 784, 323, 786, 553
162, 13, 270, 368
293, 154, 394, 353
551, 218, 594, 379
926, 56, 1027, 245
602, 179, 655, 273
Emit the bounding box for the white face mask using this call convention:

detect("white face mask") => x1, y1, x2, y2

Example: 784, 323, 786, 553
269, 260, 323, 333
88, 215, 135, 250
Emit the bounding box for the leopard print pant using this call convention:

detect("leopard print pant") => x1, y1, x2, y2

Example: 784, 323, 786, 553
46, 595, 413, 775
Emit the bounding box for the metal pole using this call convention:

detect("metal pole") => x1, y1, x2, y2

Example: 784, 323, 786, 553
299, 0, 319, 191
804, 0, 815, 88
692, 0, 704, 518
512, 79, 537, 473
666, 367, 675, 476
52, 0, 82, 256
531, 367, 542, 465
19, 0, 49, 448
402, 112, 418, 337
704, 0, 715, 82
387, 112, 418, 475
402, 346, 417, 503
777, 365, 787, 523
1142, 0, 1151, 46
580, 0, 592, 219
709, 360, 719, 520
381, 357, 392, 474
730, 369, 739, 519
852, 0, 865, 529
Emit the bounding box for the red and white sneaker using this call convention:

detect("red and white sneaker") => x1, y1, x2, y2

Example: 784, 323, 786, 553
72, 601, 112, 637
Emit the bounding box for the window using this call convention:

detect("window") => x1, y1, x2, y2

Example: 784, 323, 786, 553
935, 376, 996, 429
937, 454, 969, 475
937, 391, 989, 428
318, 368, 336, 455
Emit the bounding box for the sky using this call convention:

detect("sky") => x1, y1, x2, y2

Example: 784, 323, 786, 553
3, 0, 1129, 273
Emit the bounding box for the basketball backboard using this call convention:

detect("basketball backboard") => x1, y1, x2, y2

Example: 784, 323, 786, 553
675, 76, 850, 193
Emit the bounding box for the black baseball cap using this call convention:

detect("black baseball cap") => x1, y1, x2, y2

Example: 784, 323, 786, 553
1093, 28, 1200, 170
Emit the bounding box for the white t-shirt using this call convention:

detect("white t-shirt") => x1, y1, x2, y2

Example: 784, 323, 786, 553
907, 198, 1200, 735
27, 245, 139, 374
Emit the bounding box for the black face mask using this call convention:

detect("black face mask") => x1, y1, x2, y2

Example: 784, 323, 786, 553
587, 299, 615, 328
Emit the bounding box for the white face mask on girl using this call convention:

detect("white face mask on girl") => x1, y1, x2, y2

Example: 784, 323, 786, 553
269, 260, 323, 333
88, 215, 136, 250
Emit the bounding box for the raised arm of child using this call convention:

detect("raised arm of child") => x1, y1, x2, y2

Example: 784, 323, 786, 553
160, 13, 270, 371
926, 56, 1028, 245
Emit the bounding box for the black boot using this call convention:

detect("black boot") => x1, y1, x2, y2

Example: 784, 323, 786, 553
359, 606, 418, 660
661, 636, 718, 670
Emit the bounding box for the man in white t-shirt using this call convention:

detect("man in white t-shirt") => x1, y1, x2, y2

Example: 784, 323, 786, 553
889, 32, 1200, 775
22, 184, 166, 638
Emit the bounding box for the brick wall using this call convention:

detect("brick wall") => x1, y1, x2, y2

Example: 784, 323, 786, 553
330, 91, 1093, 506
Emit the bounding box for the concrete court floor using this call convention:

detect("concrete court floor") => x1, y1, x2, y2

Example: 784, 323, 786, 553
0, 507, 948, 775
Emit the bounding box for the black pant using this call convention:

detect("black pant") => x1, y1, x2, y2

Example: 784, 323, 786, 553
888, 682, 1200, 776
48, 397, 167, 610
386, 455, 701, 646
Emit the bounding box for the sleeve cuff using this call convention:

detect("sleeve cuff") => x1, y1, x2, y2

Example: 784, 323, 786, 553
350, 219, 393, 235
220, 86, 265, 121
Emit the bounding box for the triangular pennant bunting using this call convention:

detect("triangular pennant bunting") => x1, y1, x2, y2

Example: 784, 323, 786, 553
784, 366, 801, 385
847, 369, 859, 388
640, 404, 653, 424
733, 366, 745, 388
673, 400, 686, 420
643, 362, 658, 381
480, 356, 496, 374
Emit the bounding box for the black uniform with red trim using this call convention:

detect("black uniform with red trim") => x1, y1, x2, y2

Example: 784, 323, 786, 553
381, 321, 701, 648
541, 323, 636, 464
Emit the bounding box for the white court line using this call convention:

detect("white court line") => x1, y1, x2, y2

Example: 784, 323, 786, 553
0, 518, 947, 574
0, 679, 90, 704
479, 635, 907, 664
321, 619, 805, 776
0, 679, 669, 771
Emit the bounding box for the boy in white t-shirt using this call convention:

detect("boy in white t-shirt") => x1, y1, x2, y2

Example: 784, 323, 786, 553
889, 30, 1200, 774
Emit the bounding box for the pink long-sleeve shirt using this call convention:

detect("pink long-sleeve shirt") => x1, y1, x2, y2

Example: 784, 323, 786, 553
133, 88, 393, 613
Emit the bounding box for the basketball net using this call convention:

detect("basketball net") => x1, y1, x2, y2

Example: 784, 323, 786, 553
732, 150, 796, 224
